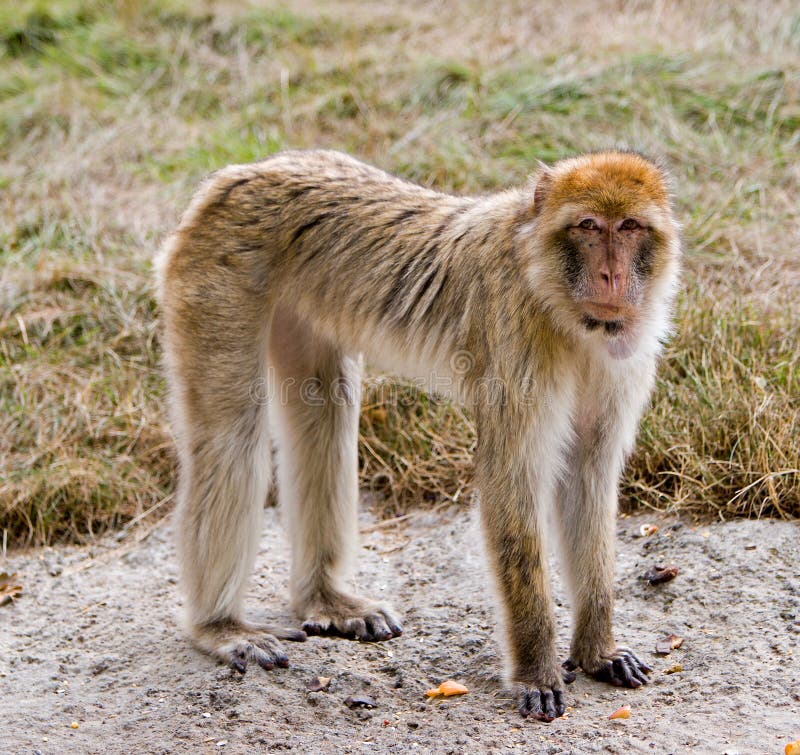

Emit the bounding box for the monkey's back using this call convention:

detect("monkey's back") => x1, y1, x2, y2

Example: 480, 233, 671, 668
161, 151, 528, 365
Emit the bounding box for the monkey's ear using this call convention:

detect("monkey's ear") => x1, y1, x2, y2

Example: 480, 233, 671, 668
528, 166, 553, 219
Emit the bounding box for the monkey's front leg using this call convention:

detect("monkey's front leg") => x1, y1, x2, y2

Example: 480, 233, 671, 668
556, 426, 652, 688
476, 423, 573, 722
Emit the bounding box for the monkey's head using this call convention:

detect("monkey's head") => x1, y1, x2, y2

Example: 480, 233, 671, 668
520, 150, 681, 358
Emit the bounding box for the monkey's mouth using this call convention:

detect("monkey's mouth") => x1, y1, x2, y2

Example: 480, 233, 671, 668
582, 314, 625, 336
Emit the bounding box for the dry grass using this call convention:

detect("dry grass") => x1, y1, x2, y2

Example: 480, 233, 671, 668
1, 0, 798, 545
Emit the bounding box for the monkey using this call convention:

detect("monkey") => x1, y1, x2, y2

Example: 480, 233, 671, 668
155, 148, 681, 722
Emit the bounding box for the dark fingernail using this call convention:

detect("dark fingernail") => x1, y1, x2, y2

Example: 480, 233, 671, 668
231, 659, 247, 674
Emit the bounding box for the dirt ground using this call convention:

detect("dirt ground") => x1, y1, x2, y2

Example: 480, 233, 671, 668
1, 503, 798, 754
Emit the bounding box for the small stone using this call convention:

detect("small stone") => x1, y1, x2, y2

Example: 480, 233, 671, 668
344, 695, 376, 709
643, 564, 679, 585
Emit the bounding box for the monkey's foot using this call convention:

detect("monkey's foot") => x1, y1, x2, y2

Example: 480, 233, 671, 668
512, 667, 576, 723
191, 618, 307, 674
564, 646, 652, 688
298, 591, 402, 642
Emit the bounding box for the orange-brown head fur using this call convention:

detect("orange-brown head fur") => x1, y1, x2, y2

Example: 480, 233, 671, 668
539, 151, 669, 217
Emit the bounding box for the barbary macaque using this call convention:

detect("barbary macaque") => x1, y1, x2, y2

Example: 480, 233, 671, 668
156, 149, 680, 721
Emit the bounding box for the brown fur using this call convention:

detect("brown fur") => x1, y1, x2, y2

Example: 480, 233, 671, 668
156, 149, 681, 720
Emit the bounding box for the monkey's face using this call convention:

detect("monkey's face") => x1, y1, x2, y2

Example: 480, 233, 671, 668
523, 151, 680, 349
554, 213, 656, 335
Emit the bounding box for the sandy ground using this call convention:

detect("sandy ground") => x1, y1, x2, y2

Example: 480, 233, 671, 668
1, 503, 798, 754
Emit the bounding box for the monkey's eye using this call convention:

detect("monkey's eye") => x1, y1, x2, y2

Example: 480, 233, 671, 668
619, 218, 640, 231
578, 218, 599, 230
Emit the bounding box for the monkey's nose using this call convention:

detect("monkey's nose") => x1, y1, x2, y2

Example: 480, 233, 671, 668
598, 271, 623, 295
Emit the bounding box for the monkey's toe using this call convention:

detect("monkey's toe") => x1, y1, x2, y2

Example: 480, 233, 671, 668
560, 661, 577, 685
228, 636, 290, 674
517, 685, 566, 722
580, 647, 652, 688
300, 596, 402, 642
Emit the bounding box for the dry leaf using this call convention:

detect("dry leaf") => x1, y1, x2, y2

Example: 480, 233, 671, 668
439, 680, 468, 696
0, 572, 22, 607
655, 634, 684, 655
307, 675, 331, 692
663, 663, 683, 675
784, 740, 800, 755
425, 680, 468, 697
608, 705, 631, 719
644, 564, 679, 585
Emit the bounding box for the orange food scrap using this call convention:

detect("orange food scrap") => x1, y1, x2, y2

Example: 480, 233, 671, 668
425, 680, 469, 697
785, 740, 800, 755
608, 705, 630, 720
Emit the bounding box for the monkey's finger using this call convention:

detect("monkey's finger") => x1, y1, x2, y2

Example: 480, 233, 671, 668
253, 636, 290, 668
630, 662, 649, 686
302, 618, 331, 636
624, 649, 653, 674
518, 691, 540, 719
228, 646, 249, 674
365, 614, 394, 642
562, 658, 578, 672
340, 617, 370, 641
561, 666, 577, 684
382, 612, 403, 637
540, 689, 558, 721
612, 656, 641, 688
271, 627, 308, 643
252, 646, 286, 671
553, 689, 566, 717
621, 652, 650, 686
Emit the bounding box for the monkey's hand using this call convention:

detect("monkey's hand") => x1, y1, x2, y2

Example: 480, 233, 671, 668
297, 590, 402, 642
564, 646, 652, 688
191, 619, 307, 674
512, 666, 576, 722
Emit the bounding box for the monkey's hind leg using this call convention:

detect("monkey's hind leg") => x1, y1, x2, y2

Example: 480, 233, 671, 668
270, 306, 402, 642
162, 278, 305, 674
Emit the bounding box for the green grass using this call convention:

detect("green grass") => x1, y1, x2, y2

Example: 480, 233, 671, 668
1, 0, 798, 544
